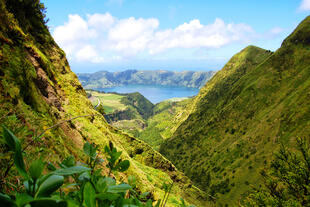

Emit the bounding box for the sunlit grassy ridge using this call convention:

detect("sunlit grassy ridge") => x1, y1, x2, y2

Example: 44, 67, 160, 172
160, 16, 310, 206
0, 1, 208, 206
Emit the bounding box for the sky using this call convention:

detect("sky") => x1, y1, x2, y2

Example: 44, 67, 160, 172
41, 0, 310, 73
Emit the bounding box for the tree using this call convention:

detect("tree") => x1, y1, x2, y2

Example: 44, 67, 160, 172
243, 138, 310, 207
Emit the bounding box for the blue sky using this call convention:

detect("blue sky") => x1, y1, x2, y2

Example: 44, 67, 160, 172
42, 0, 310, 73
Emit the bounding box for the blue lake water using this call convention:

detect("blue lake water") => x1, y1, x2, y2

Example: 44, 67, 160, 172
96, 85, 200, 104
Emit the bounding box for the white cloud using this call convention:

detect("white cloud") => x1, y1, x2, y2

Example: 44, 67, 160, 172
269, 27, 284, 35
299, 0, 310, 11
149, 18, 255, 54
87, 13, 115, 30
107, 17, 159, 56
53, 14, 97, 58
52, 13, 259, 63
75, 45, 104, 63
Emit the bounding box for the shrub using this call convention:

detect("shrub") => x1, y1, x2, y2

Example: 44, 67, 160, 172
242, 138, 310, 206
0, 125, 162, 207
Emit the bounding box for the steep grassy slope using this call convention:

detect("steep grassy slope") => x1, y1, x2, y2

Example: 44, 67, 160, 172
78, 70, 215, 89
0, 1, 208, 206
160, 16, 310, 206
135, 98, 192, 150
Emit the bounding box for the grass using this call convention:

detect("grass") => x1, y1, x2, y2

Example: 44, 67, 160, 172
87, 90, 127, 113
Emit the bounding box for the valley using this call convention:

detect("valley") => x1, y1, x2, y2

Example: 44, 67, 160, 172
85, 16, 310, 206
1, 1, 310, 207
87, 90, 192, 150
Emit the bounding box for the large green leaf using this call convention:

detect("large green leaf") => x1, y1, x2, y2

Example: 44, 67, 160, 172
127, 175, 136, 188
15, 193, 33, 206
53, 166, 91, 176
2, 126, 27, 178
36, 173, 53, 189
115, 160, 130, 172
29, 159, 45, 180
0, 193, 17, 207
107, 184, 132, 194
29, 198, 67, 207
35, 175, 64, 198
95, 177, 116, 193
96, 192, 120, 201
83, 182, 96, 207
78, 171, 91, 182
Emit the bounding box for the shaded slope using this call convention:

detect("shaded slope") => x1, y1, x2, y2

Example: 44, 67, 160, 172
0, 1, 208, 206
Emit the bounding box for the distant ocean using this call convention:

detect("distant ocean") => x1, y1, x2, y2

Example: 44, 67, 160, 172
96, 85, 199, 104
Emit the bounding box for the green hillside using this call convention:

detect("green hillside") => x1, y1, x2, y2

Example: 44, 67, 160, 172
87, 90, 154, 133
87, 90, 127, 113
87, 90, 192, 151
135, 98, 192, 150
160, 16, 310, 206
0, 1, 208, 206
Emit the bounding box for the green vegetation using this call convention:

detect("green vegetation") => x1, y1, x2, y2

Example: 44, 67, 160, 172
121, 92, 154, 120
135, 99, 192, 150
87, 91, 127, 113
160, 15, 310, 206
242, 138, 310, 207
78, 70, 215, 89
4, 0, 310, 206
87, 90, 192, 150
87, 90, 154, 134
0, 1, 209, 206
0, 126, 163, 207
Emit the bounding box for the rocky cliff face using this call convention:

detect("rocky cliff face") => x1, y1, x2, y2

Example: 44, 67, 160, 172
160, 16, 310, 206
0, 1, 208, 206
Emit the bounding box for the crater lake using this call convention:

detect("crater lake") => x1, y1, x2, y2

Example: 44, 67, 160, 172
95, 85, 199, 103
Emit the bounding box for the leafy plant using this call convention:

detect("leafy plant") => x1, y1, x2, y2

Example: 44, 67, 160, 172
0, 126, 166, 207
104, 141, 130, 175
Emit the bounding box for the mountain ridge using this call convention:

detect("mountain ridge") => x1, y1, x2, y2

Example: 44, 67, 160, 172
160, 16, 310, 206
78, 69, 215, 89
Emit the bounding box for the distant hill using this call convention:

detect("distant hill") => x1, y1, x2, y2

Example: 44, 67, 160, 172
86, 90, 154, 137
160, 16, 310, 206
77, 70, 215, 89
